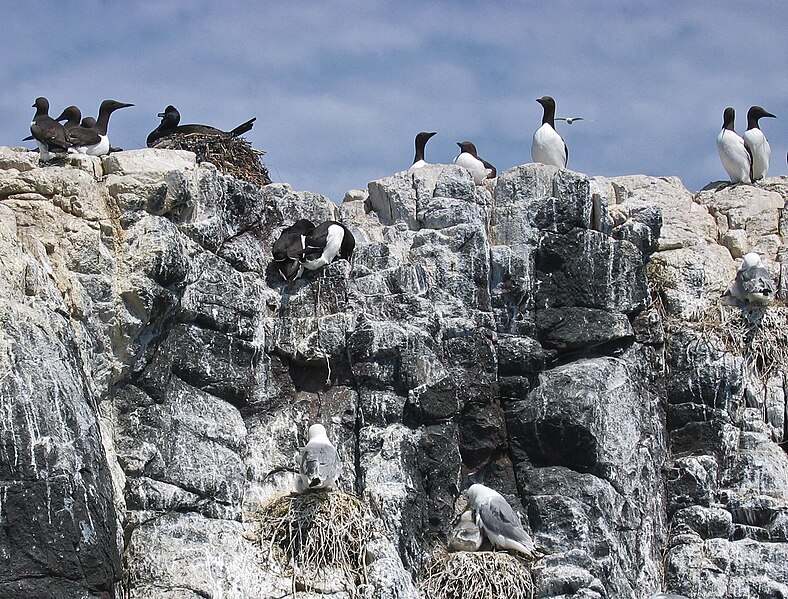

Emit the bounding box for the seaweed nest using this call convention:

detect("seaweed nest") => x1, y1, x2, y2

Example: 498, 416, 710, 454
152, 132, 271, 187
420, 550, 534, 599
254, 490, 374, 596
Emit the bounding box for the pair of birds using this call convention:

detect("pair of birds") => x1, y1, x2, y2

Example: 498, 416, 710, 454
449, 483, 541, 559
28, 97, 133, 160
410, 132, 497, 185
146, 105, 256, 147
409, 96, 570, 184
716, 105, 776, 184
297, 426, 541, 561
272, 219, 356, 282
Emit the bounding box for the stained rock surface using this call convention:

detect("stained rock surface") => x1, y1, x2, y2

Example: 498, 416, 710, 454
0, 145, 786, 598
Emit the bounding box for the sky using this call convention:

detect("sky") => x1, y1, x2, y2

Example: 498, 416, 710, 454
1, 1, 787, 203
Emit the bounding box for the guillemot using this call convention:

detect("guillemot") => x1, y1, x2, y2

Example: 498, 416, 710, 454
716, 107, 751, 185
272, 219, 316, 281
532, 95, 568, 168
55, 106, 82, 130
146, 105, 256, 147
409, 131, 437, 170
29, 97, 71, 161
743, 105, 776, 181
454, 141, 496, 184
70, 100, 134, 156
300, 221, 355, 272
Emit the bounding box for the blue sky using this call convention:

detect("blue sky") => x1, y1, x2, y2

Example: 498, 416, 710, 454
2, 1, 786, 202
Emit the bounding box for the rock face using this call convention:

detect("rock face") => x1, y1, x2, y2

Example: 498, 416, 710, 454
0, 145, 787, 599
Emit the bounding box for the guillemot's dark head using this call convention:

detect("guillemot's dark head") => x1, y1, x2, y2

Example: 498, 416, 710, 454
456, 141, 478, 156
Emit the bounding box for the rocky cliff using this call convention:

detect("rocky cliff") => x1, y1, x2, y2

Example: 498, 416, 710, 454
0, 145, 787, 599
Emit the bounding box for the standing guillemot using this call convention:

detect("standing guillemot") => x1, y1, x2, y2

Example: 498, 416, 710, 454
29, 97, 71, 161
409, 131, 437, 170
301, 221, 355, 272
272, 219, 316, 281
532, 95, 568, 168
716, 107, 752, 185
454, 141, 496, 184
23, 105, 81, 141
743, 105, 776, 181
70, 100, 134, 156
146, 105, 257, 147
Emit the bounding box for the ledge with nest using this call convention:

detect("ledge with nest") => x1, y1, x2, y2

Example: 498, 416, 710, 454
253, 490, 374, 597
151, 132, 272, 188
420, 549, 535, 599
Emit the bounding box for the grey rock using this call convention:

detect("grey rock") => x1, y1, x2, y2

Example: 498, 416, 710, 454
2, 149, 788, 598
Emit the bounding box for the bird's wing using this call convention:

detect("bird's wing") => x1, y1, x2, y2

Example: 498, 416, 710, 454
300, 442, 341, 480
68, 126, 101, 147
31, 119, 70, 150
478, 496, 533, 546
739, 266, 775, 294
564, 141, 569, 166
481, 158, 497, 178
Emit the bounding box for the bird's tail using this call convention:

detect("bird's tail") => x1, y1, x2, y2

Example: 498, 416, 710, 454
229, 118, 256, 137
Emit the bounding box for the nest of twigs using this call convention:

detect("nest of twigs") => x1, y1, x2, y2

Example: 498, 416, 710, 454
255, 490, 374, 596
674, 302, 788, 384
152, 132, 271, 187
420, 550, 534, 599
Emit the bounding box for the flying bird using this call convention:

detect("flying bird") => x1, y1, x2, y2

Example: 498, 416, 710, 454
454, 141, 496, 184
716, 107, 751, 185
409, 131, 437, 170
297, 424, 342, 492
724, 252, 776, 305
29, 97, 71, 161
147, 105, 256, 147
555, 117, 584, 125
532, 95, 568, 168
466, 483, 540, 559
743, 105, 776, 181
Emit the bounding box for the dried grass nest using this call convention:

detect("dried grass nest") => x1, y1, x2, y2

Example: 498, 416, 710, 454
420, 550, 534, 599
667, 302, 788, 384
254, 490, 374, 596
152, 132, 271, 187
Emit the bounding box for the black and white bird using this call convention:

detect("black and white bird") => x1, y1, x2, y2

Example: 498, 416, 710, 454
146, 105, 256, 147
466, 483, 540, 559
725, 252, 776, 305
409, 131, 437, 170
301, 221, 355, 271
297, 424, 342, 492
532, 96, 568, 168
454, 141, 496, 184
272, 219, 315, 282
29, 97, 71, 161
70, 100, 134, 156
448, 510, 483, 552
743, 105, 776, 181
716, 107, 752, 185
